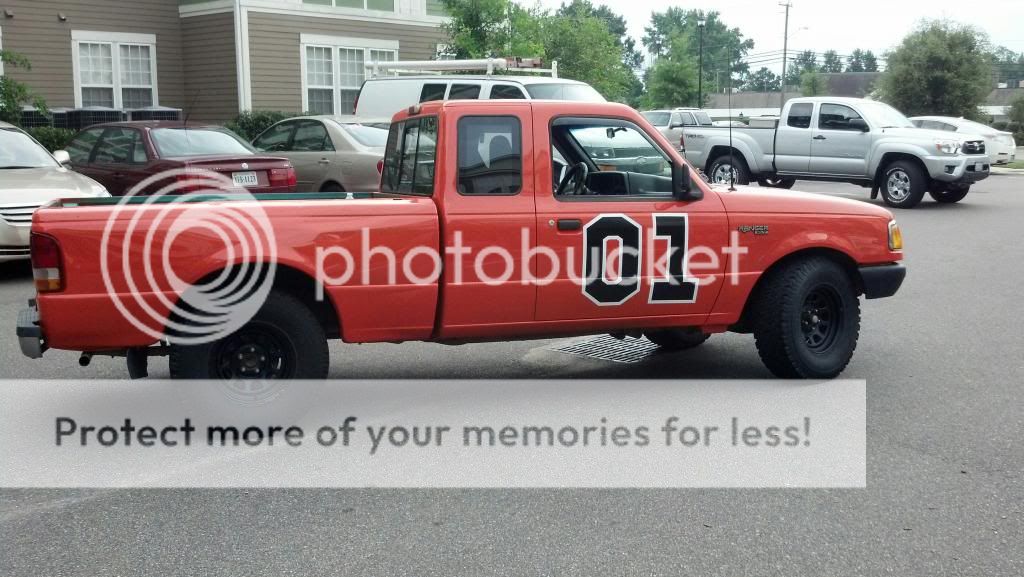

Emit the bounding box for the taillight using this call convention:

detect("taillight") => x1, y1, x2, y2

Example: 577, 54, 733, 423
31, 233, 63, 293
175, 172, 206, 194
269, 167, 298, 190
376, 159, 384, 175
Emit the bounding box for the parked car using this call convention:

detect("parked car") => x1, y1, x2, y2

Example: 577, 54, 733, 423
0, 121, 109, 262
641, 108, 714, 150
253, 116, 390, 192
676, 97, 990, 208
910, 116, 1017, 165
61, 121, 297, 196
354, 75, 605, 118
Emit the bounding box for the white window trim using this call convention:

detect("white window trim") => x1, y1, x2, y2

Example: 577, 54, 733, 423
0, 26, 5, 76
300, 35, 399, 116
71, 30, 159, 109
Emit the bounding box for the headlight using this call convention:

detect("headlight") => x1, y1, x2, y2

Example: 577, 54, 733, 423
934, 139, 960, 155
888, 220, 903, 251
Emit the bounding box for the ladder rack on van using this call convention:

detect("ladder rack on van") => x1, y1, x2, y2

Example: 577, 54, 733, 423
365, 57, 558, 79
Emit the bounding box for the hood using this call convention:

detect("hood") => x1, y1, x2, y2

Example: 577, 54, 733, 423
0, 167, 109, 205
711, 184, 893, 219
881, 126, 986, 142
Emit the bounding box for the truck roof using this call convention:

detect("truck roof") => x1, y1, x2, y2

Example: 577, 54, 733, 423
398, 99, 639, 118
787, 96, 877, 105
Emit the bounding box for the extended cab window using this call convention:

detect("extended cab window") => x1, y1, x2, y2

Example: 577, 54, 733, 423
819, 104, 864, 131
381, 115, 437, 196
787, 103, 813, 129
457, 116, 522, 196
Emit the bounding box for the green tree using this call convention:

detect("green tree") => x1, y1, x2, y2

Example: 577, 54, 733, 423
846, 48, 866, 72
785, 50, 818, 86
821, 50, 843, 73
439, 0, 513, 58
878, 21, 992, 118
801, 70, 826, 96
991, 46, 1024, 85
642, 9, 754, 94
556, 0, 643, 106
743, 67, 781, 92
862, 50, 879, 72
541, 11, 634, 103
642, 36, 700, 108
1009, 96, 1024, 125
0, 50, 48, 126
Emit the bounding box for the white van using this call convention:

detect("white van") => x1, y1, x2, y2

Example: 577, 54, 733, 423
354, 76, 606, 118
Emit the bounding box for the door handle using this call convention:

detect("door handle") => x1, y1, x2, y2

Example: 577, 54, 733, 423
557, 219, 582, 231
813, 135, 827, 140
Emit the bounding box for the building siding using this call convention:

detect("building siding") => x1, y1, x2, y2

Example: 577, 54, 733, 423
181, 12, 239, 123
247, 12, 445, 113
0, 0, 184, 110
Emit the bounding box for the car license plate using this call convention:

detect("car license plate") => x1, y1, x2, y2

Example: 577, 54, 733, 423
232, 171, 259, 187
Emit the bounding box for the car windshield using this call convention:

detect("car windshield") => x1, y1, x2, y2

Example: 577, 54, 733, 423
151, 128, 255, 157
0, 128, 58, 169
861, 102, 914, 128
337, 122, 391, 147
525, 83, 606, 102
641, 112, 671, 126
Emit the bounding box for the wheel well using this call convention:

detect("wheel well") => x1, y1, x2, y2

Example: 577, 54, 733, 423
733, 248, 862, 333
168, 264, 342, 340
320, 181, 345, 192
706, 146, 748, 173
874, 152, 928, 185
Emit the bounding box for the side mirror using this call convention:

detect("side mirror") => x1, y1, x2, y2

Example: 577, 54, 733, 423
849, 118, 870, 132
53, 150, 71, 166
672, 162, 702, 201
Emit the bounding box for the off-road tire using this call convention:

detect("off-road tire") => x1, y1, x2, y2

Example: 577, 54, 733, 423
708, 154, 751, 186
880, 160, 927, 209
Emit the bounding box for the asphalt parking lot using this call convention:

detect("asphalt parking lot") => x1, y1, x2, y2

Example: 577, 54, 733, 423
1, 177, 1022, 576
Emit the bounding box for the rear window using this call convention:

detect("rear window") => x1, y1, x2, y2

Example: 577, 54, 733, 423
525, 83, 605, 102
381, 115, 438, 196
337, 122, 391, 147
152, 128, 255, 157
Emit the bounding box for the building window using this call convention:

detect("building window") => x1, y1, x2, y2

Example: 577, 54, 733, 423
305, 0, 396, 11
72, 31, 158, 109
301, 35, 398, 115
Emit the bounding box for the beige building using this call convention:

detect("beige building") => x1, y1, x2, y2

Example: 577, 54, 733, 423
0, 0, 447, 123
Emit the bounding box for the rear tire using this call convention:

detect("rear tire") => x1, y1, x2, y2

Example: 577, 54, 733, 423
645, 328, 710, 351
929, 185, 970, 204
708, 154, 751, 186
751, 257, 861, 379
758, 176, 796, 189
880, 160, 927, 209
169, 290, 330, 380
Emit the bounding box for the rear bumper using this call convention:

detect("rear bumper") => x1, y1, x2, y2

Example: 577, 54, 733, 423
17, 302, 46, 359
860, 263, 906, 300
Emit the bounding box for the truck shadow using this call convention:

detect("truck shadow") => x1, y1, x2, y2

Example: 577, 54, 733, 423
0, 260, 32, 283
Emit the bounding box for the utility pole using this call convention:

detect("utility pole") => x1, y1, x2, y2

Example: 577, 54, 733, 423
779, 1, 792, 111
697, 17, 706, 108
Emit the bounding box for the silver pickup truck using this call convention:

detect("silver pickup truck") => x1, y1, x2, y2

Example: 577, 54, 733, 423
679, 97, 990, 209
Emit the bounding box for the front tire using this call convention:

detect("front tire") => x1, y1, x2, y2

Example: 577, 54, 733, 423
169, 290, 330, 380
880, 160, 927, 209
929, 185, 970, 204
751, 257, 861, 379
708, 154, 751, 186
645, 328, 710, 351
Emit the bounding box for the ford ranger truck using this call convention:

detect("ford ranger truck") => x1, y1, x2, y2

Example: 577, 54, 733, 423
681, 96, 990, 209
17, 100, 906, 380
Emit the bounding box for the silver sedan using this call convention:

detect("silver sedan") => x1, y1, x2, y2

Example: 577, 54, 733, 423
253, 116, 390, 193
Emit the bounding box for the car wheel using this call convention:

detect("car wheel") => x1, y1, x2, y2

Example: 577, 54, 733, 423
321, 182, 345, 193
757, 177, 796, 189
708, 154, 751, 185
169, 290, 330, 380
880, 160, 927, 209
929, 185, 970, 204
751, 257, 861, 379
645, 328, 710, 351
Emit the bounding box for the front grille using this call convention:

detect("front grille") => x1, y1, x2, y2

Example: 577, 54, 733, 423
0, 204, 41, 227
962, 140, 985, 155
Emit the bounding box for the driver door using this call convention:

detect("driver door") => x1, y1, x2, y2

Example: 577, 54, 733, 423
533, 114, 729, 326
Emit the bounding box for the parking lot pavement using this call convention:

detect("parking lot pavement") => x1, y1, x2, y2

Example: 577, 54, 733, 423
2, 177, 1022, 576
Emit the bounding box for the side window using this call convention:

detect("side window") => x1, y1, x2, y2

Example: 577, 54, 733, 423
66, 128, 104, 164
819, 104, 863, 131
419, 83, 448, 103
292, 121, 329, 152
381, 115, 437, 196
457, 116, 522, 196
941, 123, 957, 132
489, 84, 527, 99
93, 128, 144, 164
678, 112, 697, 126
787, 103, 813, 129
669, 113, 682, 127
449, 84, 481, 100
254, 122, 296, 152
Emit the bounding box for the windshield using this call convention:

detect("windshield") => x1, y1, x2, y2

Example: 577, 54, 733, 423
525, 83, 606, 102
151, 128, 255, 157
861, 101, 914, 128
641, 112, 671, 126
0, 128, 58, 169
337, 122, 391, 148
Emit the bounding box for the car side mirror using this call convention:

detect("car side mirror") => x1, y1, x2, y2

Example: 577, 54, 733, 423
849, 118, 870, 132
672, 161, 702, 201
53, 150, 71, 166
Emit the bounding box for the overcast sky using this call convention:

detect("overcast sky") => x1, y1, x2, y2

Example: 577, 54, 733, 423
534, 0, 1024, 74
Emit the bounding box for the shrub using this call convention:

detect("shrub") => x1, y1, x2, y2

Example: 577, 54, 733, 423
225, 110, 293, 141
992, 121, 1008, 131
26, 126, 76, 152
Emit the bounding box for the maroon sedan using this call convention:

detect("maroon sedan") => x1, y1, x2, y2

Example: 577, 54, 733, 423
61, 121, 297, 196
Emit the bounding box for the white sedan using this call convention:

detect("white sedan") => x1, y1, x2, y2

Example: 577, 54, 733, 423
910, 116, 1017, 165
0, 122, 109, 262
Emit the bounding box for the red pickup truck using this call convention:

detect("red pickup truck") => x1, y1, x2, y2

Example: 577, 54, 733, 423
17, 100, 905, 380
